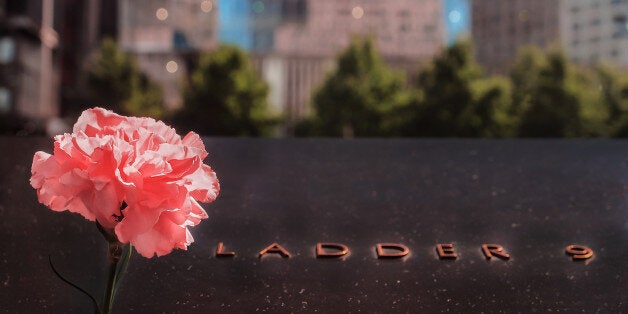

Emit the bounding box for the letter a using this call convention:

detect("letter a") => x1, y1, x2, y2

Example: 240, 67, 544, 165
259, 243, 291, 258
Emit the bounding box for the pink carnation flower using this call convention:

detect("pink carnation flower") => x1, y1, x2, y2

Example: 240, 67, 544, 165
30, 108, 219, 258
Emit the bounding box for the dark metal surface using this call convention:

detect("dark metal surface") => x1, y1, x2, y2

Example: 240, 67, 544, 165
1, 137, 626, 312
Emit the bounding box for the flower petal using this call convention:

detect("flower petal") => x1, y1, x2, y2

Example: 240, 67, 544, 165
30, 107, 219, 258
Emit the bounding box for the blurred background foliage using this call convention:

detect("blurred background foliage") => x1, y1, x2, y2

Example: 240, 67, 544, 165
297, 38, 628, 138
76, 37, 628, 138
173, 45, 279, 136
2, 1, 628, 139
6, 36, 628, 138
295, 37, 407, 137
85, 38, 166, 118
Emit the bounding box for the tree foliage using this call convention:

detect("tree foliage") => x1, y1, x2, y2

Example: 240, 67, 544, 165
85, 38, 165, 117
509, 46, 546, 119
596, 64, 628, 137
572, 66, 610, 137
515, 50, 585, 137
404, 41, 515, 137
296, 37, 407, 137
470, 76, 516, 137
296, 39, 628, 138
173, 45, 277, 136
510, 48, 626, 137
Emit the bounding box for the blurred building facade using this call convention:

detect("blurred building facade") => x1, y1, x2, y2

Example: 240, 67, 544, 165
472, 0, 560, 74
56, 0, 118, 116
249, 0, 445, 131
0, 0, 122, 134
0, 0, 447, 134
274, 0, 443, 59
473, 0, 628, 74
0, 0, 57, 125
116, 0, 445, 133
118, 0, 219, 109
560, 0, 628, 65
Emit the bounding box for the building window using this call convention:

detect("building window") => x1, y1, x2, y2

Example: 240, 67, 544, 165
0, 37, 15, 64
253, 32, 274, 50
613, 15, 628, 37
173, 30, 191, 49
0, 87, 11, 113
282, 0, 307, 21
397, 11, 410, 18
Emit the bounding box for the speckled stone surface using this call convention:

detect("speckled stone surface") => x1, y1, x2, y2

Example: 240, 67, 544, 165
1, 137, 626, 312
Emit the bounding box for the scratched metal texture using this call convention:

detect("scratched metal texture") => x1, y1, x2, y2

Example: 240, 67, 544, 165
1, 137, 626, 312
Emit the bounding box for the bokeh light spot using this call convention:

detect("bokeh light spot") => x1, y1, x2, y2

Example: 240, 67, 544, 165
201, 1, 213, 13
156, 8, 168, 21
252, 1, 265, 14
448, 10, 461, 23
352, 6, 364, 19
166, 61, 178, 73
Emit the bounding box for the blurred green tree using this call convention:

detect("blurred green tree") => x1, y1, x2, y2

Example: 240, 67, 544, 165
515, 50, 591, 137
470, 76, 516, 137
572, 66, 610, 137
173, 45, 277, 136
596, 65, 628, 137
297, 37, 407, 137
85, 38, 165, 117
510, 47, 627, 138
405, 41, 514, 137
299, 39, 628, 139
125, 73, 165, 118
509, 46, 546, 121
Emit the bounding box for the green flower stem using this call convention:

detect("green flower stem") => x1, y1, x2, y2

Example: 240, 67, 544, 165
113, 244, 132, 294
97, 220, 133, 314
103, 241, 123, 314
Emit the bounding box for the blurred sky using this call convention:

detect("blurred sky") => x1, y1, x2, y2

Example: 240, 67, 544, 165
444, 0, 470, 46
218, 0, 252, 49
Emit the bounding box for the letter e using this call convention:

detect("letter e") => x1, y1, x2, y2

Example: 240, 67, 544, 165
436, 243, 457, 259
